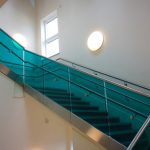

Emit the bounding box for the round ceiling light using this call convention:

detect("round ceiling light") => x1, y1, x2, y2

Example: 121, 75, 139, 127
87, 31, 104, 51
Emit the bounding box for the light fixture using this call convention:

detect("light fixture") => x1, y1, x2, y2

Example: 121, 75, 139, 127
87, 31, 104, 51
13, 33, 28, 48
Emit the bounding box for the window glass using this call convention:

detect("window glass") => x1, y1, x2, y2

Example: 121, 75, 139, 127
46, 18, 58, 39
46, 39, 59, 57
41, 10, 59, 58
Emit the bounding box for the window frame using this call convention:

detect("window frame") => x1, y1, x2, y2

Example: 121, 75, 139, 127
41, 10, 59, 58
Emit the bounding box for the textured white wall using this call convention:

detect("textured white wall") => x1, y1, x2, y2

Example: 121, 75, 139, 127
0, 0, 36, 51
36, 0, 150, 88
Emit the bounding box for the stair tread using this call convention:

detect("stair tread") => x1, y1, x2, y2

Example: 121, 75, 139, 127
65, 107, 99, 111
83, 117, 119, 123
62, 104, 91, 106
63, 104, 98, 108
46, 93, 73, 96
73, 110, 107, 113
54, 100, 90, 104
35, 87, 67, 91
93, 122, 131, 127
50, 96, 81, 99
54, 101, 89, 105
82, 116, 118, 119
109, 129, 137, 136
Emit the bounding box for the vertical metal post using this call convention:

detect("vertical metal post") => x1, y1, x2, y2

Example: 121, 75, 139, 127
23, 50, 25, 84
68, 67, 72, 122
104, 81, 111, 135
127, 115, 150, 150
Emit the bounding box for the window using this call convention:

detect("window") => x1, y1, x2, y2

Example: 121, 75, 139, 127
41, 10, 59, 57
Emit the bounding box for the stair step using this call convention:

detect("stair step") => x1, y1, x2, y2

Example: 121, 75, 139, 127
36, 88, 68, 93
34, 87, 135, 147
83, 117, 120, 124
46, 93, 74, 96
63, 104, 91, 107
64, 105, 99, 110
51, 97, 82, 101
110, 130, 137, 142
54, 100, 90, 105
35, 87, 67, 91
73, 110, 108, 116
48, 95, 80, 99
94, 123, 132, 132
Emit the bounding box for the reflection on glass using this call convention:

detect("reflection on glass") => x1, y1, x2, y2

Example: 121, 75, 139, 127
46, 18, 58, 39
46, 39, 59, 57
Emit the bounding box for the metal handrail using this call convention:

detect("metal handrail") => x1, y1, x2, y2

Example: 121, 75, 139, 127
2, 54, 149, 112
57, 58, 150, 92
50, 68, 150, 108
127, 115, 150, 150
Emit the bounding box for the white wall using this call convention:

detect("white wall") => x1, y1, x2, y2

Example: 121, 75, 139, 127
0, 0, 36, 51
36, 0, 150, 88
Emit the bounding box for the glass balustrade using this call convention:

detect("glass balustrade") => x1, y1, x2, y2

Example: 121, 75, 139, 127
0, 28, 150, 148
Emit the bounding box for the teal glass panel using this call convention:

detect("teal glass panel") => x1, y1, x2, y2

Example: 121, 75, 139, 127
106, 97, 140, 147
66, 68, 104, 95
105, 81, 149, 145
0, 29, 24, 62
24, 50, 43, 67
106, 82, 150, 116
69, 67, 150, 146
132, 122, 150, 150
69, 68, 109, 134
0, 45, 23, 76
43, 72, 71, 110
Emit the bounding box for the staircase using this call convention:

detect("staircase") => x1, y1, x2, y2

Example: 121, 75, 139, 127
0, 28, 150, 150
34, 87, 137, 147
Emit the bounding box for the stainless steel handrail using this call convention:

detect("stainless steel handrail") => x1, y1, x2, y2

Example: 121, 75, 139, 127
127, 115, 150, 150
57, 58, 150, 98
49, 68, 150, 107
2, 56, 150, 113
57, 58, 150, 91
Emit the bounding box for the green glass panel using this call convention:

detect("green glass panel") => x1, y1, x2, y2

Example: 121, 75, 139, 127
69, 68, 109, 135
0, 29, 24, 61
132, 122, 150, 150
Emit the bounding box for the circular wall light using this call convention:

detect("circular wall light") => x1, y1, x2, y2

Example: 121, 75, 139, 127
87, 31, 104, 51
13, 33, 28, 48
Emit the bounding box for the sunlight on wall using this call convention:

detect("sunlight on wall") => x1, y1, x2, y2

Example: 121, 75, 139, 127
13, 33, 28, 48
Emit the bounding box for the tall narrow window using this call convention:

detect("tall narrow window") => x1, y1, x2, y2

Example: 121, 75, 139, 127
41, 10, 59, 57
